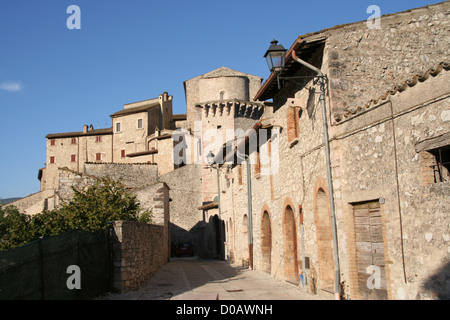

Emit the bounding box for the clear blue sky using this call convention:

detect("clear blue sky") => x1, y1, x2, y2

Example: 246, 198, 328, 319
0, 0, 442, 199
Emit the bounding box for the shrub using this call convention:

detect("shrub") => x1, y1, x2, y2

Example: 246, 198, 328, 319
0, 178, 153, 251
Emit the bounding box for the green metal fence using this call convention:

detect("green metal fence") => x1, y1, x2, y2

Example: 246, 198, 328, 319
0, 229, 112, 300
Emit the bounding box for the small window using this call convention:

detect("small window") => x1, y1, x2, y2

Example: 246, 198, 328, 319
50, 139, 56, 146
121, 150, 126, 158
254, 151, 261, 175
96, 153, 102, 161
137, 119, 143, 129
237, 165, 243, 185
417, 134, 450, 185
71, 138, 77, 145
427, 146, 450, 183
96, 136, 102, 143
71, 154, 76, 162
50, 156, 55, 164
287, 107, 300, 144
115, 122, 121, 133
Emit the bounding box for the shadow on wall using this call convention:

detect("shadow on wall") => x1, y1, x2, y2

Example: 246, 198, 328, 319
423, 261, 450, 300
170, 214, 225, 261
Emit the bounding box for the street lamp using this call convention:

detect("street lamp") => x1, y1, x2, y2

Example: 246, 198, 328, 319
264, 39, 287, 74
206, 150, 224, 260
206, 150, 215, 167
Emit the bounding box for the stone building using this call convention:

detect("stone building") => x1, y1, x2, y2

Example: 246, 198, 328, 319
161, 67, 268, 259
12, 92, 184, 214
209, 1, 449, 300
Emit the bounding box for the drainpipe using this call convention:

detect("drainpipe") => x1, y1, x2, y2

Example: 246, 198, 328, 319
216, 165, 224, 260
246, 156, 253, 270
292, 51, 341, 300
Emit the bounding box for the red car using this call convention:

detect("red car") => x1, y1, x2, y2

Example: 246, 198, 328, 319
174, 241, 194, 257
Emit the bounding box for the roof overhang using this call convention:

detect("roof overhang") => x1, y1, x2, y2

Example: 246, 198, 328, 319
198, 201, 219, 211
254, 37, 326, 102
46, 128, 113, 139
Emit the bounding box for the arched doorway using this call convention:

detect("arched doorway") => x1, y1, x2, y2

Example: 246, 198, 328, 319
242, 215, 249, 266
261, 211, 272, 273
283, 205, 299, 282
211, 214, 225, 260
315, 188, 335, 290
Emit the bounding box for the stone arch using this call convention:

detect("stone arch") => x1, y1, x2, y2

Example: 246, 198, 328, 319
314, 184, 335, 290
283, 203, 299, 282
261, 207, 272, 274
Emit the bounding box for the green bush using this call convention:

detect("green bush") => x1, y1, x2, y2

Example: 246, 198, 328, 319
0, 206, 34, 251
0, 178, 153, 251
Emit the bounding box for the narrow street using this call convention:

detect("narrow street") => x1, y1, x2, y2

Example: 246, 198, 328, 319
100, 257, 325, 300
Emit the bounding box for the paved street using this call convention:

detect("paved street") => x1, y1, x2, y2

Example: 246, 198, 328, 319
100, 257, 325, 300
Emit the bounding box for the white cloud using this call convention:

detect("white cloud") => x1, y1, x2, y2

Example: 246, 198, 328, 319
0, 81, 23, 92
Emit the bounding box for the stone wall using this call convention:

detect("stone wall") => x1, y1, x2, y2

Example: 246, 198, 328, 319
111, 221, 167, 293
160, 164, 204, 255
215, 2, 450, 300
83, 163, 158, 188
6, 189, 54, 216
322, 1, 450, 118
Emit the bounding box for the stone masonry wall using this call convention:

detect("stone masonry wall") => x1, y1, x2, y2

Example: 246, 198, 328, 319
160, 164, 203, 254
323, 1, 450, 118
83, 163, 158, 188
111, 221, 167, 293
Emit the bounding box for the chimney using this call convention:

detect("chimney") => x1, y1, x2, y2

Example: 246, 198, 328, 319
83, 125, 88, 133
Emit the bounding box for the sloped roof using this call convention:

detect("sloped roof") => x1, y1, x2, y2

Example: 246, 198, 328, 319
46, 127, 113, 139
110, 101, 160, 118
254, 1, 449, 102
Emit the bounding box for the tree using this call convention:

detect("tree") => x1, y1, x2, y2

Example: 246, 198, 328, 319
0, 178, 152, 251
59, 178, 143, 232
0, 205, 34, 251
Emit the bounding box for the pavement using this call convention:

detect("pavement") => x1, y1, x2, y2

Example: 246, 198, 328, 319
99, 257, 326, 300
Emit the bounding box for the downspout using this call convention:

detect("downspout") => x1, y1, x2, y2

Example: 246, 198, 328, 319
246, 156, 253, 270
216, 165, 224, 260
292, 50, 341, 300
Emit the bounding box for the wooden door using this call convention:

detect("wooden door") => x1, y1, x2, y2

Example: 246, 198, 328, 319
353, 201, 388, 300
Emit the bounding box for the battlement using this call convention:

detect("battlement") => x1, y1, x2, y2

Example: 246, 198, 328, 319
195, 99, 265, 120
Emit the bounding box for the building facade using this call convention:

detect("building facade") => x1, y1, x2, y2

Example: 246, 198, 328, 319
8, 1, 449, 300
209, 2, 449, 300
